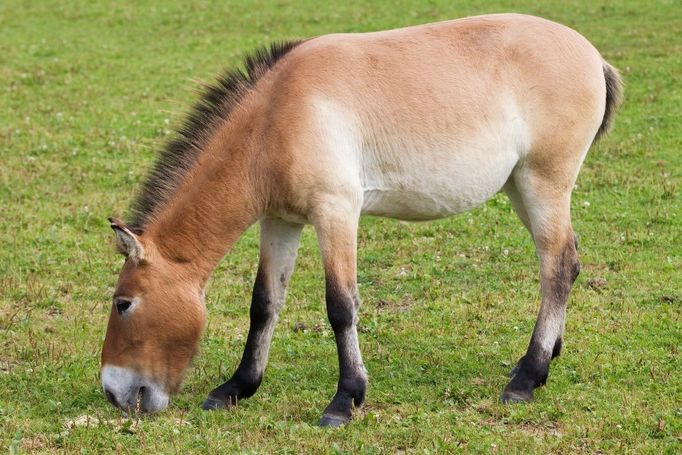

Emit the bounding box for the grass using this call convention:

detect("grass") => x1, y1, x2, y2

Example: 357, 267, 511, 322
1, 0, 680, 453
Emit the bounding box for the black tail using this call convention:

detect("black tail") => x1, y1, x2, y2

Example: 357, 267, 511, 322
594, 61, 624, 142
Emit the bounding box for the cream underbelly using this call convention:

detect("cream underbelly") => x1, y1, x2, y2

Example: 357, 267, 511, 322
361, 180, 505, 221
359, 150, 519, 221
361, 188, 486, 221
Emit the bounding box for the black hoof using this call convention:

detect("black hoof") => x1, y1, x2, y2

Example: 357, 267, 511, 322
201, 396, 233, 411
319, 414, 349, 427
500, 388, 533, 404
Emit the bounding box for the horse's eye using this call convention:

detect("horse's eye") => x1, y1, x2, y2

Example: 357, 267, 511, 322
115, 298, 132, 315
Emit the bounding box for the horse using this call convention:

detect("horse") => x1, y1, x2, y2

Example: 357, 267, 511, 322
101, 13, 622, 426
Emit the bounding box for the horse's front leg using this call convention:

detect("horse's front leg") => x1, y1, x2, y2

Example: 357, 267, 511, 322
312, 200, 367, 427
203, 217, 303, 410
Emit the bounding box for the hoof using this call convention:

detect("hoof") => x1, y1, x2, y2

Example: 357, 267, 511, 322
319, 414, 349, 427
201, 396, 232, 411
500, 388, 533, 404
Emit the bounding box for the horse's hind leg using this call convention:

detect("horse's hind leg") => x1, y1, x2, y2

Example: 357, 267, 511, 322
203, 217, 303, 410
501, 167, 581, 403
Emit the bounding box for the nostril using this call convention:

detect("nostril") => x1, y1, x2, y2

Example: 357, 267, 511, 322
105, 389, 119, 408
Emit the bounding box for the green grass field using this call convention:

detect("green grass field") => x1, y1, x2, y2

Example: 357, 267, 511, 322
1, 0, 680, 453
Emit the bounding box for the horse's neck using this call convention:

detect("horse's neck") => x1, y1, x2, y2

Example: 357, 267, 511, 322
145, 115, 264, 283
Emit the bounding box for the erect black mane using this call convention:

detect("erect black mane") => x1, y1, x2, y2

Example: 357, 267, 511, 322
128, 40, 302, 230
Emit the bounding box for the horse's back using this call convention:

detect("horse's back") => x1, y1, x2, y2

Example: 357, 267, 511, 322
264, 14, 608, 220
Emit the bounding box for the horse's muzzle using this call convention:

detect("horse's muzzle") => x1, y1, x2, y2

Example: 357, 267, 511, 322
101, 365, 169, 413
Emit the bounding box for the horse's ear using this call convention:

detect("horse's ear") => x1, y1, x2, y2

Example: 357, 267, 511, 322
108, 217, 145, 262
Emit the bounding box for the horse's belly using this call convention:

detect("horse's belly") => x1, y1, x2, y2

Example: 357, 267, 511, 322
361, 188, 476, 220
359, 149, 518, 221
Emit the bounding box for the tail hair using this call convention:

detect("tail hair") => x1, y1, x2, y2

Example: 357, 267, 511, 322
594, 61, 624, 142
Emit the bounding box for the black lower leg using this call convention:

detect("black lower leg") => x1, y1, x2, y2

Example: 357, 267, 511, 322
502, 339, 552, 403
502, 236, 579, 404
203, 269, 273, 410
509, 336, 562, 378
320, 280, 367, 427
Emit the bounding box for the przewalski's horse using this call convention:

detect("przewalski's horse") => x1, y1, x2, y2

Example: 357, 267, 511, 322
101, 13, 622, 426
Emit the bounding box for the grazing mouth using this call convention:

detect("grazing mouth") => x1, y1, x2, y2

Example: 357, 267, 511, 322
105, 386, 149, 414
101, 365, 169, 413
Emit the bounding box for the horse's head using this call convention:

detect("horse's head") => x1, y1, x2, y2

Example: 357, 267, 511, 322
101, 218, 206, 413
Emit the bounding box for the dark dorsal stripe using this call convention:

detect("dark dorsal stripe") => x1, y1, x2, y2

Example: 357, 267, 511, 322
128, 40, 302, 230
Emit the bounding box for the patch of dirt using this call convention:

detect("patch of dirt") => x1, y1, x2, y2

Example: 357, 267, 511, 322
291, 321, 328, 334
659, 294, 677, 304
292, 321, 306, 333
516, 421, 563, 438
65, 415, 104, 429
587, 277, 607, 291
376, 295, 414, 313
0, 359, 20, 374
63, 415, 190, 434
20, 435, 49, 452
